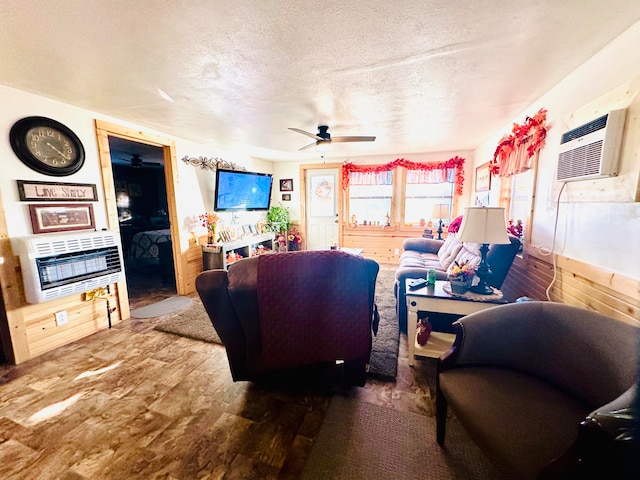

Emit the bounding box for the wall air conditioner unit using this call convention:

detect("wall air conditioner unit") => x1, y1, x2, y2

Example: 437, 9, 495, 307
15, 230, 123, 304
556, 108, 626, 182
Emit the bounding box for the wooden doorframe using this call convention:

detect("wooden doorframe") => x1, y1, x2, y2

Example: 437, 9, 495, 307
95, 120, 184, 319
299, 162, 344, 248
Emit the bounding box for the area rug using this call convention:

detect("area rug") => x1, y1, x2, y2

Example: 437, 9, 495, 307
153, 266, 400, 379
300, 396, 501, 480
130, 296, 193, 319
154, 298, 222, 344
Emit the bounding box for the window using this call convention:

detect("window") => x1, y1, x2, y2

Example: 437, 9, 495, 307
404, 169, 454, 225
500, 166, 536, 250
348, 171, 393, 225
508, 169, 534, 231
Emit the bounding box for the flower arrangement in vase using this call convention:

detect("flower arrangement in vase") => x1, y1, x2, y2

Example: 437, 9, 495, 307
448, 260, 476, 294
287, 228, 303, 251
199, 212, 220, 245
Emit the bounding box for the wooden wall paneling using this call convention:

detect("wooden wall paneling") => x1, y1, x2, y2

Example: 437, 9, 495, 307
185, 242, 204, 292
551, 269, 639, 325
557, 255, 638, 300
501, 248, 640, 326
0, 185, 29, 363
21, 290, 121, 358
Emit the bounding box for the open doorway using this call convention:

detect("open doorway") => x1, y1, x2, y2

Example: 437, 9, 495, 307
95, 119, 183, 320
108, 137, 176, 304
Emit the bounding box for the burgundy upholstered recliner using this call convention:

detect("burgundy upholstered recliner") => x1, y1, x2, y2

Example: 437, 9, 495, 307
195, 250, 380, 386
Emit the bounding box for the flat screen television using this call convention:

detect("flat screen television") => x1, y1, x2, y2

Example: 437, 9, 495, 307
214, 169, 273, 211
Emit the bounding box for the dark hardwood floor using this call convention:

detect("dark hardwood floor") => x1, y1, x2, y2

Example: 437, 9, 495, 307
0, 265, 466, 479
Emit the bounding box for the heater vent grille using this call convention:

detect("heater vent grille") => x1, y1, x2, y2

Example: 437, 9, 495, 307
15, 230, 123, 304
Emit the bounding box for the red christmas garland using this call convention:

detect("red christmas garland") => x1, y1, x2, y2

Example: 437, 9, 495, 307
342, 156, 465, 195
489, 108, 549, 176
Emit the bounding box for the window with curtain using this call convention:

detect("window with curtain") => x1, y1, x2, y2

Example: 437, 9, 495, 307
348, 170, 393, 225
404, 169, 454, 225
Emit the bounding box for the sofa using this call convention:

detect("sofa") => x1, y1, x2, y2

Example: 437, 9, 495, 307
436, 301, 640, 479
195, 250, 380, 386
394, 233, 520, 330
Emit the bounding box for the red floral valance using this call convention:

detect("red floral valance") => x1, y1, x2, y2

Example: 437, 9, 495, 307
342, 156, 465, 195
489, 108, 549, 177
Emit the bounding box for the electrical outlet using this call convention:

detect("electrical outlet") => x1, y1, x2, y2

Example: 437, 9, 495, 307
55, 310, 68, 326
394, 248, 400, 255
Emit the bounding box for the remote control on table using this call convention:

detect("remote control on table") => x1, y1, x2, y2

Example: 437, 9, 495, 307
408, 278, 428, 290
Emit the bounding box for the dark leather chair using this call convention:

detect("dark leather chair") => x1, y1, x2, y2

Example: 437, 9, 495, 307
436, 301, 639, 480
195, 250, 380, 386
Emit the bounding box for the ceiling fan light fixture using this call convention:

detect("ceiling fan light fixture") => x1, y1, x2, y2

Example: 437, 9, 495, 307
315, 141, 331, 152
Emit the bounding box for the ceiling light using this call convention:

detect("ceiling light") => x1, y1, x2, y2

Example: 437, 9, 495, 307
316, 141, 331, 152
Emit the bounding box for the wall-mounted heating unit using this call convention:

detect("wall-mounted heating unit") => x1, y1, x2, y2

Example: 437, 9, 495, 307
15, 230, 123, 304
556, 108, 626, 182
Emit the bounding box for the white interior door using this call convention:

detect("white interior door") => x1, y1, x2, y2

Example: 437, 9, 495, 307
305, 168, 339, 250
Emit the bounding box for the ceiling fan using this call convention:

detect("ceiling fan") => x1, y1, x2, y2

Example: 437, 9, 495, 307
288, 125, 376, 151
118, 153, 162, 168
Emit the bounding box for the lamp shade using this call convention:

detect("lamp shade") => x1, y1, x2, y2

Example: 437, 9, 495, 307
431, 203, 451, 219
456, 207, 510, 245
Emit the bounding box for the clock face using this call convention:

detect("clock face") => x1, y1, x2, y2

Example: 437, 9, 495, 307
10, 116, 85, 176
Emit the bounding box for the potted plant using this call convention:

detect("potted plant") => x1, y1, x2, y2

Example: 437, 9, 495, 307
265, 205, 291, 234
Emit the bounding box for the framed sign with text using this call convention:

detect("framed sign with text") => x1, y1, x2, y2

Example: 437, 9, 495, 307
17, 180, 98, 202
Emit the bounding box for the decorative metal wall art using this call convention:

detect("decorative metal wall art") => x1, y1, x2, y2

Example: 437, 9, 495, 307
181, 156, 246, 172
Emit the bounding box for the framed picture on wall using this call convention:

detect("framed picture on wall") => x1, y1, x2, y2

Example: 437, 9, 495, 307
475, 162, 492, 192
28, 203, 95, 234
279, 179, 293, 192
282, 193, 291, 201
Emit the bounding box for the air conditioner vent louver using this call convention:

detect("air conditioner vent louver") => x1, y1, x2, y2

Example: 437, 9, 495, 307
560, 115, 608, 143
556, 109, 626, 182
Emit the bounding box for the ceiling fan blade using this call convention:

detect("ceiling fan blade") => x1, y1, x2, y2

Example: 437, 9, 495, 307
331, 136, 376, 143
298, 141, 318, 151
288, 127, 323, 141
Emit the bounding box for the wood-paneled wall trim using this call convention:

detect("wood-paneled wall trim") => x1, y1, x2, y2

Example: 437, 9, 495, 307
502, 244, 640, 326
523, 245, 639, 301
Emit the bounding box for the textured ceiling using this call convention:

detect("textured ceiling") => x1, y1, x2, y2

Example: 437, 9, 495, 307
2, 1, 640, 162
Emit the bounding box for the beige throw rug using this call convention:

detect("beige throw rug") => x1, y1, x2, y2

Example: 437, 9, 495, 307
301, 395, 502, 480
130, 296, 193, 319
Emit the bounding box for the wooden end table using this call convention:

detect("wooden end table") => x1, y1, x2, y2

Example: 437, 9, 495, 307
406, 280, 507, 366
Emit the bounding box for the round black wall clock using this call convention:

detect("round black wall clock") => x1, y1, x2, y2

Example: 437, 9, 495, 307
10, 116, 86, 177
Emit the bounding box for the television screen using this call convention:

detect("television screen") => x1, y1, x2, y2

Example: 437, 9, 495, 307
214, 169, 273, 211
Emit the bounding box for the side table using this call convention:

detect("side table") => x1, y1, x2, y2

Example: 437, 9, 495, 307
406, 280, 507, 366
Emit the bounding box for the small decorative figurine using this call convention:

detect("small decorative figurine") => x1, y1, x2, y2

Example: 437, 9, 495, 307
416, 317, 432, 346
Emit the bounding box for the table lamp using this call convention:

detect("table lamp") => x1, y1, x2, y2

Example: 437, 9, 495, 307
456, 207, 510, 294
431, 204, 451, 240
